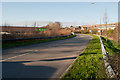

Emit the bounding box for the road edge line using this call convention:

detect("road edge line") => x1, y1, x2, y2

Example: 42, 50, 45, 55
1, 53, 29, 62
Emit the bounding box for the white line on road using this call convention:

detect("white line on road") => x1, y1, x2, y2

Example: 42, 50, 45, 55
1, 53, 29, 62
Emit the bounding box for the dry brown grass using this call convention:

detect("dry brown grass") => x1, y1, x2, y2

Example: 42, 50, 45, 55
102, 28, 118, 42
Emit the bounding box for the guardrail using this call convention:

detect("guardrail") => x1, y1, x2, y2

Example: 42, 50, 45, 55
99, 36, 116, 78
2, 35, 71, 41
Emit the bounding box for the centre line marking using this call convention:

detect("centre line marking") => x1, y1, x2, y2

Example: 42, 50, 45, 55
1, 53, 29, 62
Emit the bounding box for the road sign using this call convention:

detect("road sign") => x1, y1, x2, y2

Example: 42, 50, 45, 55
36, 28, 47, 31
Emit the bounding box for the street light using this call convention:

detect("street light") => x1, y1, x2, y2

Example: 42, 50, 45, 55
91, 2, 101, 35
91, 3, 105, 36
103, 9, 108, 42
90, 2, 96, 34
91, 3, 95, 4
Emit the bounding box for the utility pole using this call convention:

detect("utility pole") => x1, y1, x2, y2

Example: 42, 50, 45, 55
103, 9, 108, 42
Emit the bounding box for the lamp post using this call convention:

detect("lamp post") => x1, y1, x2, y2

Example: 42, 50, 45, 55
91, 2, 101, 35
103, 9, 108, 42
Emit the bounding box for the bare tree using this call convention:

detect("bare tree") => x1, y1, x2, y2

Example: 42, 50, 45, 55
46, 22, 62, 36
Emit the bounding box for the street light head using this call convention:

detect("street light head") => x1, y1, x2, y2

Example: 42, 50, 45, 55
91, 3, 95, 4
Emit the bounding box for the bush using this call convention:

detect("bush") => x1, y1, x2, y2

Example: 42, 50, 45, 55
83, 30, 89, 34
107, 30, 113, 34
92, 29, 98, 34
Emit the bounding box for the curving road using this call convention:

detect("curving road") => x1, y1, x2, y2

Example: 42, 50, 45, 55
2, 34, 92, 79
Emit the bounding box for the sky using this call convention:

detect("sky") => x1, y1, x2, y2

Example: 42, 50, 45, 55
2, 2, 118, 27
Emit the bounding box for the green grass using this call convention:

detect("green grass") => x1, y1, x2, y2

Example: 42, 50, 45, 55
2, 35, 76, 49
101, 36, 120, 56
62, 34, 107, 79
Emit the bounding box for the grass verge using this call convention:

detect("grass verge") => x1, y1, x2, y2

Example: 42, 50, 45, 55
101, 36, 120, 78
101, 36, 120, 56
61, 34, 107, 79
2, 35, 76, 49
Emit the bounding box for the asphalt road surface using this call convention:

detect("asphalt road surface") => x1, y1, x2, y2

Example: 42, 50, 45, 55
2, 34, 92, 79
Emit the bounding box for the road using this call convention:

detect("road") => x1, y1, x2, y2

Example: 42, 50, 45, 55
2, 34, 92, 79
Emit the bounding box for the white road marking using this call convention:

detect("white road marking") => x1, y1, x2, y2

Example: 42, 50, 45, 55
1, 53, 29, 62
